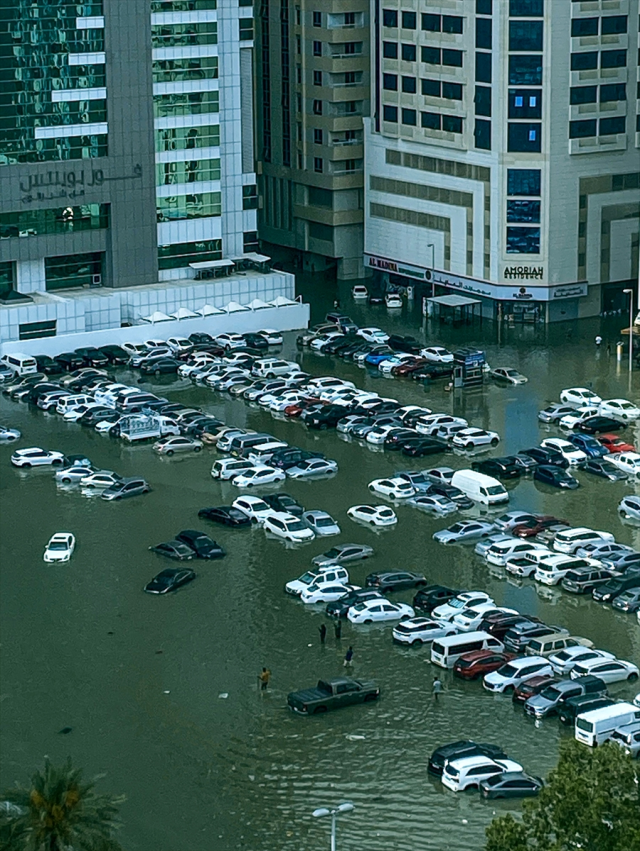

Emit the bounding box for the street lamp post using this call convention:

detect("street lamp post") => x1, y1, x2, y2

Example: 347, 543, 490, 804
312, 802, 355, 851
427, 243, 435, 297
624, 288, 633, 375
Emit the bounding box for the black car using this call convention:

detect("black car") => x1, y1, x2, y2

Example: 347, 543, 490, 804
366, 571, 427, 592
74, 347, 109, 367
27, 382, 63, 404
401, 437, 447, 457
384, 429, 418, 450
365, 400, 402, 416
412, 585, 460, 613
322, 335, 349, 355
270, 448, 324, 470
54, 352, 85, 371
428, 741, 508, 776
576, 416, 626, 434
558, 695, 615, 726
175, 529, 225, 559
144, 567, 196, 595
480, 772, 543, 800
306, 406, 346, 430
263, 493, 305, 516
534, 465, 580, 489
471, 457, 521, 479
140, 357, 180, 376
520, 447, 569, 468
510, 452, 539, 473
592, 572, 640, 603
582, 458, 628, 481
98, 345, 129, 365
410, 363, 454, 380
481, 616, 540, 641
35, 355, 64, 375
149, 540, 195, 560
387, 334, 422, 354
425, 483, 474, 509
184, 417, 225, 437
189, 332, 215, 345
325, 588, 385, 618
198, 506, 252, 528
242, 333, 269, 350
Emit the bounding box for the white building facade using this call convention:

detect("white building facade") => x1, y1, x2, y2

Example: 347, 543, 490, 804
364, 0, 640, 322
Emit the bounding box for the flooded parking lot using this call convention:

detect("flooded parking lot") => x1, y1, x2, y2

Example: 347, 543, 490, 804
1, 296, 638, 851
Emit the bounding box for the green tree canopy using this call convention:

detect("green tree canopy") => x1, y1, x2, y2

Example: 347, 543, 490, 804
0, 758, 125, 851
485, 739, 640, 851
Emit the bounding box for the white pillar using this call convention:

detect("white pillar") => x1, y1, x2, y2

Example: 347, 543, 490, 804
15, 259, 46, 294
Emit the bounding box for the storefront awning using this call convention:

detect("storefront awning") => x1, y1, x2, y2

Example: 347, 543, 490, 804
427, 295, 481, 308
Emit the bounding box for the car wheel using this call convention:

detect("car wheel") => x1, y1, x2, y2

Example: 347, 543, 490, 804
52, 459, 63, 466
466, 442, 474, 449
166, 450, 174, 456
628, 672, 639, 682
21, 462, 31, 468
504, 685, 515, 693
491, 438, 499, 447
62, 478, 71, 484
194, 446, 202, 453
364, 619, 373, 624
400, 614, 411, 621
363, 693, 378, 702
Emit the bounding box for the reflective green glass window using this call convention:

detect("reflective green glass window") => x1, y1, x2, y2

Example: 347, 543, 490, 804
0, 261, 14, 298
156, 192, 222, 222
151, 22, 218, 47
151, 1, 217, 9
242, 185, 258, 209
239, 19, 254, 40
0, 204, 109, 240
1, 135, 107, 167
156, 159, 221, 185
152, 57, 219, 83
156, 125, 220, 152
153, 91, 219, 118
45, 252, 102, 291
158, 239, 222, 270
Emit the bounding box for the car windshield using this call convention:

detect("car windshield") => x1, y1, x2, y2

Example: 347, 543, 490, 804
450, 599, 466, 609
228, 509, 245, 520
48, 541, 68, 550
315, 517, 334, 528
541, 686, 563, 700
286, 520, 306, 532
448, 523, 464, 533
554, 651, 571, 662
498, 664, 519, 678
487, 486, 505, 495
324, 548, 340, 558
351, 603, 367, 612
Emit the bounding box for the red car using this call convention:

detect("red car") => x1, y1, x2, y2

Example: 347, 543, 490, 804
284, 397, 321, 417
392, 358, 426, 376
598, 434, 635, 454
512, 675, 557, 705
512, 515, 567, 538
453, 650, 516, 681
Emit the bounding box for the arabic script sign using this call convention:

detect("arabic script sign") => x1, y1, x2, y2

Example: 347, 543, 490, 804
19, 165, 142, 204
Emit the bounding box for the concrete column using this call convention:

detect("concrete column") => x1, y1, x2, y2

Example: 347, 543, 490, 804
16, 259, 45, 294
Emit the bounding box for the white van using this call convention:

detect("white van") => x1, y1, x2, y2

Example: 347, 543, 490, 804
430, 631, 505, 669
252, 358, 300, 378
246, 441, 289, 464
56, 393, 93, 415
525, 633, 593, 657
211, 458, 255, 480
450, 470, 509, 505
575, 702, 640, 746
1, 353, 38, 376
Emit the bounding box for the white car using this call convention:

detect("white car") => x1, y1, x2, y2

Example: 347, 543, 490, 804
285, 565, 350, 596
442, 756, 524, 792
231, 495, 277, 524
553, 527, 615, 554
491, 368, 528, 385
286, 458, 338, 479
558, 407, 598, 430
347, 599, 415, 624
216, 333, 246, 350
619, 496, 640, 521
540, 438, 587, 465
608, 452, 640, 478
483, 657, 554, 692
452, 605, 518, 632
366, 425, 402, 445
55, 465, 95, 485
451, 428, 500, 449
306, 377, 355, 391
310, 332, 342, 351
416, 415, 468, 436
407, 494, 457, 516
79, 470, 122, 489
599, 399, 640, 421
485, 541, 549, 566
356, 327, 389, 344
392, 618, 459, 645
300, 582, 360, 604
548, 646, 616, 676
560, 387, 602, 407
122, 341, 147, 357
61, 403, 100, 422
421, 346, 454, 363
258, 329, 283, 345
166, 336, 192, 354
534, 554, 599, 585
368, 477, 416, 499
570, 658, 639, 684
263, 511, 316, 543
302, 510, 341, 536
43, 532, 76, 563
231, 465, 286, 488
268, 394, 305, 413
347, 504, 397, 527
178, 357, 217, 378
11, 447, 65, 468
0, 426, 21, 442
431, 592, 495, 622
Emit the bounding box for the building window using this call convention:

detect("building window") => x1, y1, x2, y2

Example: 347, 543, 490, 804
442, 115, 463, 133
242, 185, 258, 209
421, 112, 441, 130
474, 119, 491, 149
506, 227, 540, 253
152, 22, 218, 47
152, 56, 219, 83
383, 73, 398, 91
569, 119, 597, 138
507, 169, 541, 195
401, 44, 417, 62
45, 252, 102, 291
156, 192, 222, 222
421, 13, 463, 33
475, 86, 492, 116
476, 52, 492, 82
314, 157, 323, 173
383, 9, 398, 28
571, 52, 598, 71
239, 18, 253, 40
401, 108, 417, 126
600, 50, 626, 69
158, 239, 222, 271
309, 221, 333, 242
599, 116, 625, 135
383, 105, 398, 122
313, 10, 321, 26
422, 79, 440, 96
570, 86, 597, 105
476, 0, 492, 12
314, 70, 322, 86
422, 13, 440, 31
402, 11, 417, 29
402, 76, 417, 94
443, 15, 463, 34
313, 99, 322, 115
0, 261, 15, 300
314, 128, 323, 144
571, 18, 598, 37
508, 54, 542, 85
422, 46, 441, 65
442, 49, 463, 67
507, 200, 540, 223
601, 15, 627, 35
313, 40, 322, 56
508, 122, 541, 152
308, 186, 332, 207
158, 159, 221, 185
0, 205, 109, 240
476, 18, 492, 49
442, 82, 463, 100
243, 231, 259, 251
153, 91, 219, 118
600, 83, 626, 102
19, 320, 57, 341
509, 21, 543, 52
383, 41, 398, 59
509, 0, 544, 15
508, 89, 542, 118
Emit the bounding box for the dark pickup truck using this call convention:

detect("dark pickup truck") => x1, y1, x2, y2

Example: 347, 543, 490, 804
287, 677, 380, 715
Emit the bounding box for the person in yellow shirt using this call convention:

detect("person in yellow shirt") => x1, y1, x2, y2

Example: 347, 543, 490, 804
258, 667, 271, 691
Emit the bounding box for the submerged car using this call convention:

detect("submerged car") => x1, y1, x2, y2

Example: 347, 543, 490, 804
43, 532, 76, 563
101, 477, 150, 501
347, 599, 414, 624
144, 567, 196, 594
433, 521, 496, 545
175, 530, 225, 559
11, 447, 65, 467
149, 540, 195, 561
302, 510, 341, 536
366, 571, 427, 592
197, 506, 252, 528
347, 504, 397, 527
479, 772, 543, 799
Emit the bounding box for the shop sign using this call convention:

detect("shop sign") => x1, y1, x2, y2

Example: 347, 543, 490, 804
503, 266, 544, 280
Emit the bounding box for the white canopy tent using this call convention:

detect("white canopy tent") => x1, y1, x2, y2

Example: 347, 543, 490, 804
225, 301, 250, 313
247, 298, 271, 310
141, 311, 172, 323
171, 306, 198, 320
197, 304, 227, 316
270, 295, 298, 307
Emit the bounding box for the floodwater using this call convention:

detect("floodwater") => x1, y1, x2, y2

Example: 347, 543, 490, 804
1, 286, 639, 851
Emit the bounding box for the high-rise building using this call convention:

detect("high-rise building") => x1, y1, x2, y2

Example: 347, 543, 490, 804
256, 1, 370, 280
365, 0, 640, 322
0, 1, 294, 344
